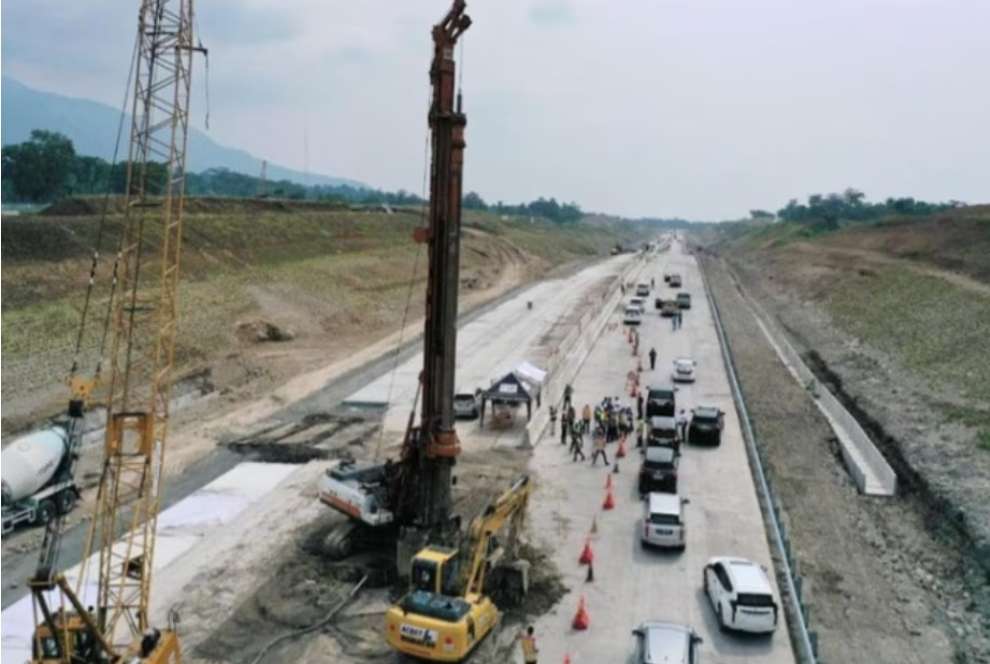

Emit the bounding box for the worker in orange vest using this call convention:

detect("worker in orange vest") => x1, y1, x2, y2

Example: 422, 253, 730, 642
520, 625, 539, 664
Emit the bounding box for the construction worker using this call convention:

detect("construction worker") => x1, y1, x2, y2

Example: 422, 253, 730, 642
582, 403, 591, 431
520, 625, 539, 664
567, 403, 576, 429
560, 408, 570, 445
590, 427, 610, 467
636, 391, 644, 420
649, 347, 657, 370
563, 383, 573, 410
570, 421, 586, 461
549, 406, 558, 435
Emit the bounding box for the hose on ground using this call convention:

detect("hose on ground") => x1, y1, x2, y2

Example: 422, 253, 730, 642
248, 574, 368, 664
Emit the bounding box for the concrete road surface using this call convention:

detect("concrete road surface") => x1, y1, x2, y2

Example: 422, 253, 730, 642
524, 239, 795, 663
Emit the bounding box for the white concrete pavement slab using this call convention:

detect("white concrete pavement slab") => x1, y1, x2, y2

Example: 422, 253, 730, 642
524, 239, 796, 664
346, 255, 635, 440
1, 462, 297, 663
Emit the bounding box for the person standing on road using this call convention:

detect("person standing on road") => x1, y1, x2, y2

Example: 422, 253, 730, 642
563, 383, 573, 410
582, 403, 592, 431
519, 626, 539, 664
570, 421, 586, 461
676, 408, 690, 444
549, 406, 557, 436
560, 408, 570, 445
651, 277, 655, 288
567, 403, 576, 431
636, 391, 644, 420
590, 427, 610, 467
648, 347, 657, 370
671, 313, 677, 331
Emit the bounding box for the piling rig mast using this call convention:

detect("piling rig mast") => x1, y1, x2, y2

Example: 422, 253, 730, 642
30, 1, 203, 661
316, 0, 472, 566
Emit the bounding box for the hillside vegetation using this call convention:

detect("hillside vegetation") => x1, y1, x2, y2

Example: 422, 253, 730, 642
1, 197, 649, 433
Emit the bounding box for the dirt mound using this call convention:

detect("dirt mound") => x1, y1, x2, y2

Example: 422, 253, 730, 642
235, 319, 296, 343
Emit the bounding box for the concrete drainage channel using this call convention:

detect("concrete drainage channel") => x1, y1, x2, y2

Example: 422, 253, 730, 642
699, 262, 820, 664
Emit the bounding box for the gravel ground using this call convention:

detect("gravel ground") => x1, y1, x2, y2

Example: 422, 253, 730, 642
702, 255, 988, 664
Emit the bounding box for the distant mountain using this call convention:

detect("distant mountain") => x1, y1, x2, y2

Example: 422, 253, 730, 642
1, 76, 367, 189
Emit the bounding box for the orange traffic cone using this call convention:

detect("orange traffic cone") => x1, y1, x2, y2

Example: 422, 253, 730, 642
564, 655, 572, 664
572, 596, 590, 630
617, 438, 627, 458
579, 538, 594, 565
603, 488, 615, 510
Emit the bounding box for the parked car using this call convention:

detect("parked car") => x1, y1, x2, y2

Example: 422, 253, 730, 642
676, 292, 692, 309
636, 283, 651, 297
624, 305, 643, 326
647, 416, 679, 452
453, 391, 481, 419
671, 358, 696, 384
660, 300, 679, 317
688, 406, 724, 446
703, 557, 779, 634
638, 445, 679, 495
628, 297, 646, 313
669, 274, 682, 288
641, 492, 689, 550
632, 622, 702, 664
646, 386, 676, 418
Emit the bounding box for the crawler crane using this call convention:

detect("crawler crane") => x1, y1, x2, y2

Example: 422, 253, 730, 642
29, 1, 203, 661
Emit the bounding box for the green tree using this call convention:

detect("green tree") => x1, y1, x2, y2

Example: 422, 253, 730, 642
1, 130, 76, 201
463, 191, 487, 209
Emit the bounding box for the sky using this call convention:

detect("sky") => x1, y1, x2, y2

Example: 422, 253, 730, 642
2, 0, 988, 220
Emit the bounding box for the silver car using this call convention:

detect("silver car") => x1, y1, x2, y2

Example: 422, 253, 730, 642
632, 621, 702, 664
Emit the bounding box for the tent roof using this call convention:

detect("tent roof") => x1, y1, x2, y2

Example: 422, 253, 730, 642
483, 372, 532, 403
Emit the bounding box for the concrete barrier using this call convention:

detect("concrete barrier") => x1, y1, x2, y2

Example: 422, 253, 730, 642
727, 270, 897, 496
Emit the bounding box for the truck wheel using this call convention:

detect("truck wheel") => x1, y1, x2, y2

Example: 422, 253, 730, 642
36, 500, 55, 526
57, 490, 76, 515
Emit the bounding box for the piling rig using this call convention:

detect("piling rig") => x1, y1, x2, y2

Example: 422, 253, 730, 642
317, 0, 472, 571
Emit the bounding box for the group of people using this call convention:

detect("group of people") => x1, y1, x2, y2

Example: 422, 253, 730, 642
549, 385, 639, 468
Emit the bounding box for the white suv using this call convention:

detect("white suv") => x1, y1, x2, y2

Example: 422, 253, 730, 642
703, 557, 779, 634
632, 622, 702, 664
671, 358, 695, 383
641, 492, 688, 549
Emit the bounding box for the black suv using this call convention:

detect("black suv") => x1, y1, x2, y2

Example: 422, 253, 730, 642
676, 292, 691, 309
688, 406, 724, 446
638, 445, 679, 494
646, 386, 676, 418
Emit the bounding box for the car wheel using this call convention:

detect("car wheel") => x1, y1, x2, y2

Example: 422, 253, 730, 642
35, 500, 55, 526
57, 490, 76, 515
717, 605, 729, 633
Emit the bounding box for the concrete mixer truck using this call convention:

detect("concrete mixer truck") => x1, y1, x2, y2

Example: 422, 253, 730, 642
2, 426, 79, 534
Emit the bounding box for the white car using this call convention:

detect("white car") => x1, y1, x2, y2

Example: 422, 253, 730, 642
624, 306, 643, 326
641, 492, 688, 549
703, 557, 779, 634
628, 297, 646, 313
671, 358, 695, 383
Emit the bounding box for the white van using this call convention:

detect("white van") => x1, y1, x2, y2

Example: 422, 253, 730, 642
703, 557, 779, 634
641, 492, 687, 549
624, 305, 643, 325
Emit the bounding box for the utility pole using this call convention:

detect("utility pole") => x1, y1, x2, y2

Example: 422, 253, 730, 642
257, 159, 268, 198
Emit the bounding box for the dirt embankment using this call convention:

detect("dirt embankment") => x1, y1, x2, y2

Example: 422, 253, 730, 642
1, 199, 647, 436
701, 255, 987, 663
694, 208, 990, 661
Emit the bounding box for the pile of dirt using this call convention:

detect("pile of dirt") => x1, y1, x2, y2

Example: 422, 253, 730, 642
222, 412, 375, 464
235, 319, 296, 343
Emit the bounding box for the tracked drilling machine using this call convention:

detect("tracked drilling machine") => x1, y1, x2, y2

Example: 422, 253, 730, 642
317, 0, 472, 569
29, 1, 203, 661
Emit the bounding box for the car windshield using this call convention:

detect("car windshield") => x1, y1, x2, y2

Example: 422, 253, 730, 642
645, 447, 675, 464
649, 513, 680, 525
693, 408, 719, 422
737, 593, 776, 607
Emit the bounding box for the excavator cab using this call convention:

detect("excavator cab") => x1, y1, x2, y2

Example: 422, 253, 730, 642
411, 546, 462, 596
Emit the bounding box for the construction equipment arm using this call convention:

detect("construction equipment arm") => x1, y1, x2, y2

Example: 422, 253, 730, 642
464, 476, 531, 598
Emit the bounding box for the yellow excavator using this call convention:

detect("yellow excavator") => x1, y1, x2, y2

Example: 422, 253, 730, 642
385, 475, 532, 662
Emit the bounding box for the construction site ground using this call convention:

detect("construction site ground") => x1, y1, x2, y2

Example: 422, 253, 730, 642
2, 242, 801, 663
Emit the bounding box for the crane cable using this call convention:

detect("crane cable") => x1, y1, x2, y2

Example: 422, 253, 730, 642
67, 34, 139, 388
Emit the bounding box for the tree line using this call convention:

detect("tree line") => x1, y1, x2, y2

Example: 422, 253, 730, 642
463, 191, 583, 224
1, 130, 427, 206
752, 188, 961, 229
2, 131, 587, 224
